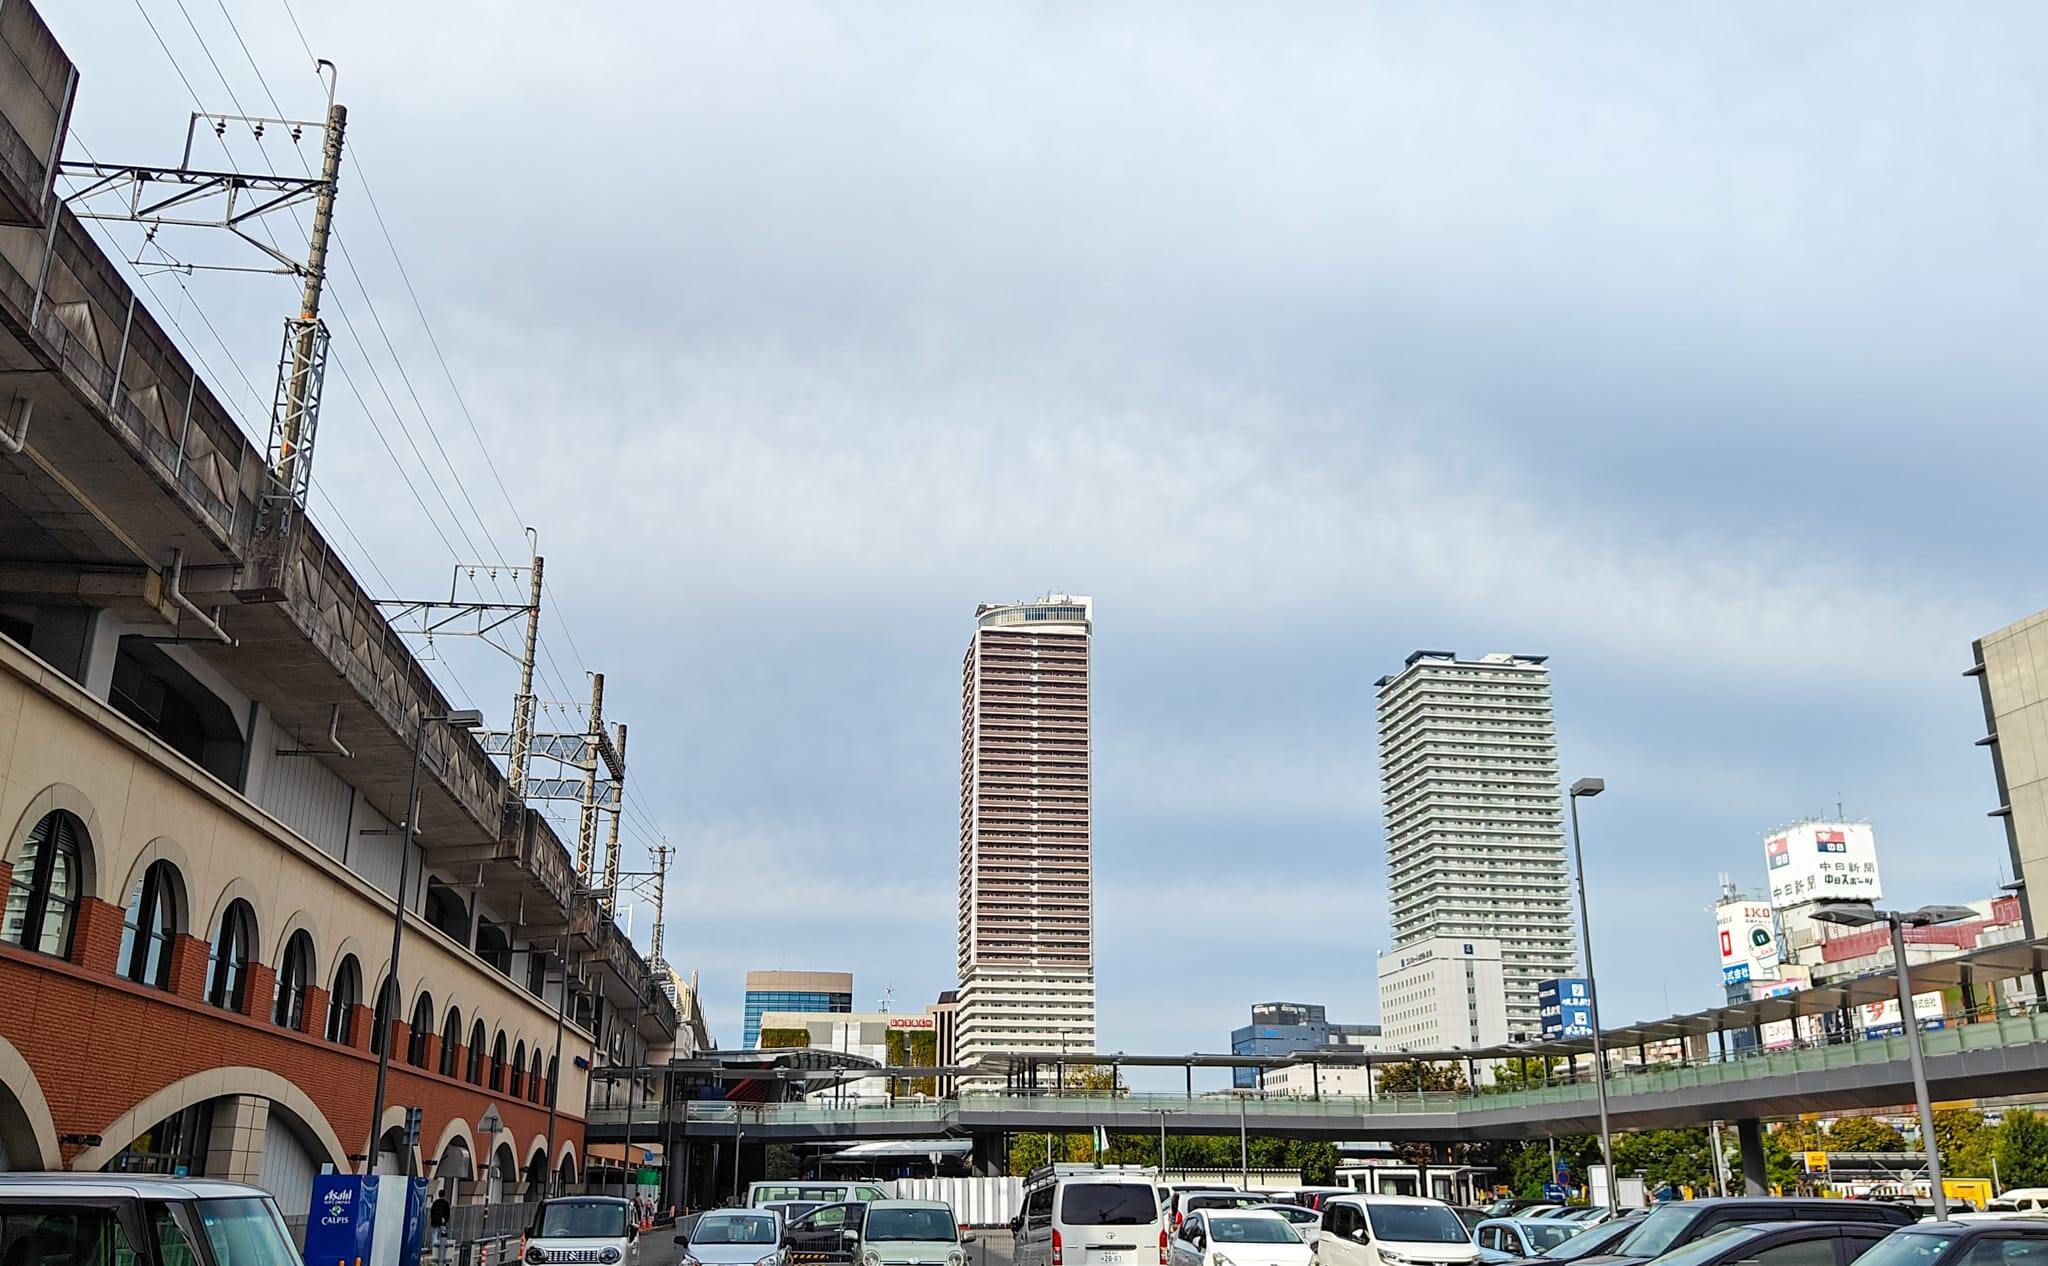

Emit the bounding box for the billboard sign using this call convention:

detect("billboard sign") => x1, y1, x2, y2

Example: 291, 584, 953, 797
1766, 822, 1882, 908
1539, 977, 1594, 1039
1716, 900, 1781, 986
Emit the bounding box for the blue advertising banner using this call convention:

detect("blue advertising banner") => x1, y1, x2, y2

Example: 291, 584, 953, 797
305, 1176, 376, 1266
1538, 978, 1594, 1039
399, 1179, 428, 1266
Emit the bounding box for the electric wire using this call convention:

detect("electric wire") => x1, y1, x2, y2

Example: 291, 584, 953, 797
132, 2, 669, 881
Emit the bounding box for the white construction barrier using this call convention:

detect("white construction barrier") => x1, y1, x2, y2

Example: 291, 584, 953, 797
889, 1177, 1024, 1228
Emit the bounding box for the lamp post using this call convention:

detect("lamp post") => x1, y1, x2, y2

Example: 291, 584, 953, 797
364, 707, 486, 1174
1809, 901, 1978, 1219
1567, 776, 1615, 1214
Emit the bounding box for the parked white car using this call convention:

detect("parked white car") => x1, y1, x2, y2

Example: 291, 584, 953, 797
1174, 1211, 1313, 1266
528, 1196, 642, 1266
1017, 1170, 1169, 1266
1254, 1206, 1323, 1248
1314, 1196, 1479, 1266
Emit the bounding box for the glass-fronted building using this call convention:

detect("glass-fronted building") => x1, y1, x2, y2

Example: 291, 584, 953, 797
744, 970, 853, 1048
1230, 1002, 1382, 1088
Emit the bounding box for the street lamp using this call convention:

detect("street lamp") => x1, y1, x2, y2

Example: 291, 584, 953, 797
1567, 776, 1615, 1214
364, 707, 487, 1175
1809, 901, 1978, 1218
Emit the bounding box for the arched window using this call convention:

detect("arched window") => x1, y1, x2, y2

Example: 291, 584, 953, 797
440, 1008, 463, 1078
490, 1031, 507, 1091
370, 976, 398, 1056
546, 1056, 559, 1108
529, 1049, 544, 1103
206, 899, 256, 1011
273, 930, 315, 1028
408, 993, 435, 1067
4, 810, 85, 957
510, 1040, 527, 1097
467, 1020, 487, 1084
119, 860, 181, 988
327, 955, 362, 1044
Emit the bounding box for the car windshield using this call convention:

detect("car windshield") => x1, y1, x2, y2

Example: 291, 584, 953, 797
1846, 1232, 1964, 1266
1523, 1225, 1582, 1251
1064, 1185, 1160, 1226
1640, 1227, 1774, 1266
1366, 1206, 1469, 1244
693, 1214, 779, 1245
1191, 1197, 1265, 1213
536, 1202, 628, 1239
1209, 1218, 1301, 1245
1613, 1204, 1703, 1259
866, 1209, 958, 1243
1542, 1221, 1638, 1261
195, 1197, 299, 1266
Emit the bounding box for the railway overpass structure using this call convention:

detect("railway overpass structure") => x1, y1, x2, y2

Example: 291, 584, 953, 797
592, 938, 2048, 1196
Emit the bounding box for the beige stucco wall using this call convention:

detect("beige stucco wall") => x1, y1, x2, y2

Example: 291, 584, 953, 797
0, 634, 593, 1108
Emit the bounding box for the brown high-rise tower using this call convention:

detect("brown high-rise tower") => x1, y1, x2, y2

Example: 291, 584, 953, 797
956, 595, 1097, 1073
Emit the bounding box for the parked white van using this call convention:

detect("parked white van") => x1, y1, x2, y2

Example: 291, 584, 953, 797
1016, 1168, 1168, 1266
1313, 1196, 1479, 1266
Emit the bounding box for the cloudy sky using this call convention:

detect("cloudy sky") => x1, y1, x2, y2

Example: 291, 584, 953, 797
48, 3, 2048, 1075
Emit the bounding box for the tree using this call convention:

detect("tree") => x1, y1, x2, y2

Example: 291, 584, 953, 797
1378, 1062, 1469, 1094
1825, 1117, 1906, 1153
1997, 1110, 2048, 1188
1613, 1129, 1717, 1196
1486, 1058, 1568, 1095
1936, 1108, 1994, 1179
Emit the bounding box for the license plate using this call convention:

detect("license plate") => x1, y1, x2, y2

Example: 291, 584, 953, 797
1095, 1254, 1127, 1263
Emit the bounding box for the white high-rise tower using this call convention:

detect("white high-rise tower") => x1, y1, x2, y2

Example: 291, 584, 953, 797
956, 595, 1096, 1077
1375, 651, 1577, 1043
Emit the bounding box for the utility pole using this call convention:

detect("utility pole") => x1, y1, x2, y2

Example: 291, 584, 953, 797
648, 843, 672, 970
602, 723, 628, 903
504, 552, 545, 827
272, 87, 346, 509
578, 672, 605, 883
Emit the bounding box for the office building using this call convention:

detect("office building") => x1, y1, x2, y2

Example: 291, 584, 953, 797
1971, 611, 2048, 936
956, 595, 1097, 1074
744, 970, 852, 1049
1374, 651, 1576, 1036
1229, 1003, 1382, 1088
1376, 937, 1510, 1050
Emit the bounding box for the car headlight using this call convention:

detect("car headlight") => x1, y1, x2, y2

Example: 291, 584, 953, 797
756, 1255, 781, 1266
949, 1252, 967, 1266
601, 1250, 622, 1265
1378, 1254, 1414, 1266
862, 1252, 882, 1266
1214, 1255, 1234, 1266
526, 1250, 547, 1265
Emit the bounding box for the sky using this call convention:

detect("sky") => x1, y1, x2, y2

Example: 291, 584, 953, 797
44, 3, 2048, 1082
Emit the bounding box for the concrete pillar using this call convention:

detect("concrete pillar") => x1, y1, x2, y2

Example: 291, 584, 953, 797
970, 1132, 1003, 1177
1736, 1118, 1768, 1195
206, 1095, 272, 1184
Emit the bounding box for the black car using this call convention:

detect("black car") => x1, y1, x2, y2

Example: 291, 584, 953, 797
781, 1202, 868, 1265
1585, 1199, 1915, 1266
1850, 1220, 2048, 1266
1631, 1221, 1896, 1266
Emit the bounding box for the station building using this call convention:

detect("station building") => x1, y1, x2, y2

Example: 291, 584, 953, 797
0, 0, 674, 1215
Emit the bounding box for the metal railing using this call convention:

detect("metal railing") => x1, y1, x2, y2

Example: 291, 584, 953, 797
584, 999, 2048, 1129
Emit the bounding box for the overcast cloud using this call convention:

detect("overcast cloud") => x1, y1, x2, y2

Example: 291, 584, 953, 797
47, 3, 2048, 1079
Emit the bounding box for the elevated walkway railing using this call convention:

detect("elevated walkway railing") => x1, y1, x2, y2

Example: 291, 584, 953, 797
586, 1000, 2048, 1129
